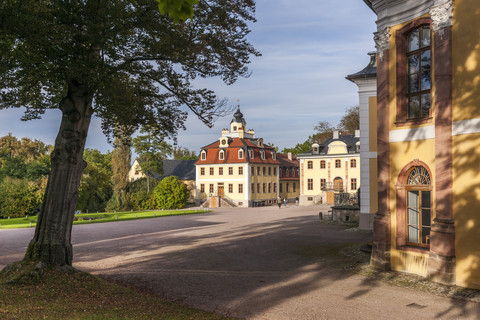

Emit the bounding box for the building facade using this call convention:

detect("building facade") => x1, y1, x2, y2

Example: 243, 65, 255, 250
365, 0, 480, 289
347, 52, 378, 230
195, 107, 280, 207
277, 153, 300, 202
297, 131, 360, 206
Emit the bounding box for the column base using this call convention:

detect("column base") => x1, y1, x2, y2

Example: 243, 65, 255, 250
370, 211, 391, 271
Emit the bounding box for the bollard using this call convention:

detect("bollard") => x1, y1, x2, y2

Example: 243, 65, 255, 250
319, 212, 323, 221
154, 213, 156, 217
30, 222, 32, 227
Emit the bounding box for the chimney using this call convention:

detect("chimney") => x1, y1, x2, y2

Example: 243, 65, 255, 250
288, 152, 292, 160
355, 129, 360, 138
333, 131, 339, 139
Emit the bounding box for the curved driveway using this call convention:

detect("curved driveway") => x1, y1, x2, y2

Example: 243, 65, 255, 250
1, 205, 479, 319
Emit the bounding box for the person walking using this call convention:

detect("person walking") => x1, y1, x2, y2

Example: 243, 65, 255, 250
283, 198, 287, 207
277, 196, 282, 209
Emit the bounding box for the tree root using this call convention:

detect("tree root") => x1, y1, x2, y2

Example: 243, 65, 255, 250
0, 260, 80, 285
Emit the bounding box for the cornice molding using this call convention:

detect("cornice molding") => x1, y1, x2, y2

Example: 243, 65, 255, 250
371, 0, 433, 32
430, 0, 454, 31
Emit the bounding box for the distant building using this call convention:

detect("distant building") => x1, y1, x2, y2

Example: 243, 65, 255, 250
297, 131, 360, 205
127, 159, 197, 201
195, 106, 281, 207
127, 159, 146, 182
277, 153, 300, 202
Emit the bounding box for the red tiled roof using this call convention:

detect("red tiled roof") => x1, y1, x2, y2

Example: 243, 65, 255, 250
195, 137, 280, 165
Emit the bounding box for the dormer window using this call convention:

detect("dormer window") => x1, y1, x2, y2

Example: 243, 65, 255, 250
219, 150, 225, 160
201, 150, 207, 160
291, 168, 295, 177
286, 168, 289, 177
249, 149, 254, 159
238, 149, 244, 159
233, 126, 237, 131
272, 152, 276, 160
260, 150, 265, 160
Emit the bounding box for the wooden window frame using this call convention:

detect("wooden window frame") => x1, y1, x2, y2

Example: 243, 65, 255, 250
395, 17, 433, 126
335, 159, 341, 168
307, 179, 313, 191
320, 160, 326, 169
395, 160, 433, 251
307, 161, 313, 169
238, 167, 243, 175
350, 159, 356, 168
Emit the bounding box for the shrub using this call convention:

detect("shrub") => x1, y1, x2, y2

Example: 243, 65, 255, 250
0, 177, 42, 218
152, 176, 189, 209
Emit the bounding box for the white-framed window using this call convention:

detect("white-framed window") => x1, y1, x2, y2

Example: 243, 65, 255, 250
272, 152, 276, 160
219, 150, 225, 160
249, 149, 254, 159
238, 149, 244, 159
201, 150, 206, 160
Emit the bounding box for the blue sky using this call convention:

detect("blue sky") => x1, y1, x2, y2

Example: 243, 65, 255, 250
0, 0, 377, 155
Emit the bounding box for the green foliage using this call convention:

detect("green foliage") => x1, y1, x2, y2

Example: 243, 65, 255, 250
281, 139, 312, 155
338, 105, 360, 134
133, 128, 173, 192
172, 146, 198, 160
0, 177, 43, 218
77, 149, 113, 212
111, 133, 132, 211
152, 176, 189, 209
0, 0, 259, 140
156, 0, 199, 22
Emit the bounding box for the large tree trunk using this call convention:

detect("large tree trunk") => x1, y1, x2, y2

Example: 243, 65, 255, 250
24, 80, 93, 267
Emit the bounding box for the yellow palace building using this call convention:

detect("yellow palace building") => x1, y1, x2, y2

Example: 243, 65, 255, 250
297, 131, 360, 206
364, 0, 480, 289
195, 107, 281, 207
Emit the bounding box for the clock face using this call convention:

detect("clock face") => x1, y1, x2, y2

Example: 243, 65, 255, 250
221, 139, 226, 145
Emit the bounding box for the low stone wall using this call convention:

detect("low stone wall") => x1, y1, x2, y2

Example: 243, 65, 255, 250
331, 206, 360, 224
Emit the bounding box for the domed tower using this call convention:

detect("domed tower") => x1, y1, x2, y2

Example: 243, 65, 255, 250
230, 105, 246, 135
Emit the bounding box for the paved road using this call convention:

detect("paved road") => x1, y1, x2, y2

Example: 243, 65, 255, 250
1, 206, 479, 319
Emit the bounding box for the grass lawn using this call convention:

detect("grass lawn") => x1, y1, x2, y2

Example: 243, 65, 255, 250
0, 209, 209, 229
0, 265, 235, 320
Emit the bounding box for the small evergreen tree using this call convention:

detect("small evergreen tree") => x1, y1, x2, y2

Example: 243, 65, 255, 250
152, 176, 189, 209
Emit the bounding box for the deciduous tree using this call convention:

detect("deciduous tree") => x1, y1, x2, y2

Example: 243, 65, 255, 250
0, 0, 259, 267
152, 176, 189, 209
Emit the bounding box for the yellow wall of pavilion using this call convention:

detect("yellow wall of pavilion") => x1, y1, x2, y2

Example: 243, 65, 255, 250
451, 0, 480, 289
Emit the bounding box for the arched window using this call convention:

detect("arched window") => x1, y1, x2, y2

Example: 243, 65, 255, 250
272, 152, 276, 160
291, 168, 295, 177
201, 150, 207, 160
238, 149, 244, 159
249, 149, 254, 159
405, 166, 431, 246
219, 150, 225, 160
279, 168, 282, 177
